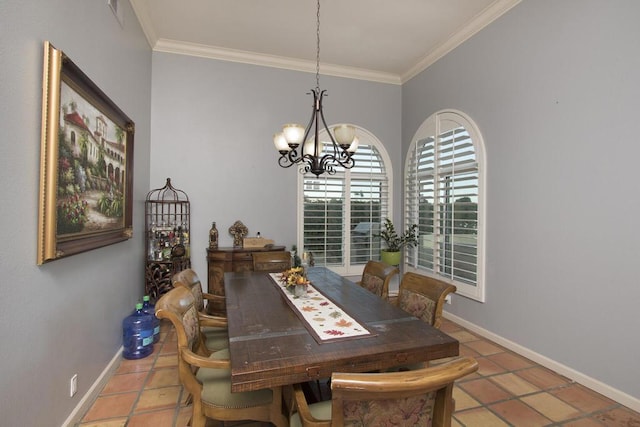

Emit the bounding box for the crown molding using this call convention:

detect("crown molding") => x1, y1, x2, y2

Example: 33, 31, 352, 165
401, 0, 522, 83
130, 0, 157, 48
153, 39, 402, 85
132, 0, 520, 86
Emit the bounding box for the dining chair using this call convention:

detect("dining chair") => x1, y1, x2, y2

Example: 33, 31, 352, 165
172, 268, 228, 351
356, 260, 399, 300
155, 286, 288, 427
252, 250, 292, 272
289, 356, 478, 427
396, 271, 457, 329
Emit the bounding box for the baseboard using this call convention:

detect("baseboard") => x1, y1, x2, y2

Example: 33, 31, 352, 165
444, 312, 640, 413
61, 347, 123, 427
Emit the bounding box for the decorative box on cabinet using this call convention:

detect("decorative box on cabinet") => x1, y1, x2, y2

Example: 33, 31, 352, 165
206, 245, 286, 315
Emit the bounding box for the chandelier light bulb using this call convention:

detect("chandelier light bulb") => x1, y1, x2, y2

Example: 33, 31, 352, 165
333, 124, 356, 147
273, 132, 290, 152
283, 124, 305, 145
347, 135, 359, 153
303, 138, 322, 157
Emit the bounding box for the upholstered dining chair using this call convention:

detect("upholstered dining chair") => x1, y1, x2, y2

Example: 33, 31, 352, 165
356, 260, 399, 300
172, 268, 228, 351
252, 251, 292, 272
155, 286, 288, 427
396, 272, 457, 329
289, 356, 478, 427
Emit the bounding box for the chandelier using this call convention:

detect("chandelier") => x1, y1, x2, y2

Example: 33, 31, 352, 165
273, 0, 358, 177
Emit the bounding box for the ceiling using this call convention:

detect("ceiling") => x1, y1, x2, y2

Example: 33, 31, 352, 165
130, 0, 520, 84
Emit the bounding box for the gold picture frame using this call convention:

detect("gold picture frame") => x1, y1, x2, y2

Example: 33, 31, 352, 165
38, 41, 134, 264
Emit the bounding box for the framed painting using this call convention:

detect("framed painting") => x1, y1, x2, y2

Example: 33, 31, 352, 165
38, 41, 134, 264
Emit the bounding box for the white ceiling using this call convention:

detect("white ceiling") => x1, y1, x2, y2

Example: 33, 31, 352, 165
130, 0, 520, 84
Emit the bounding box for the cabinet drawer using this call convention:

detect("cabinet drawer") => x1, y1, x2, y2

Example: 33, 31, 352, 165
232, 252, 253, 262
208, 251, 232, 262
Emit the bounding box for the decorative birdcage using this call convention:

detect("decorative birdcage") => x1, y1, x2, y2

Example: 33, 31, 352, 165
144, 178, 191, 301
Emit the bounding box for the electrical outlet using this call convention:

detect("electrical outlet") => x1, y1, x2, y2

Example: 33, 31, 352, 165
445, 294, 452, 304
70, 374, 78, 397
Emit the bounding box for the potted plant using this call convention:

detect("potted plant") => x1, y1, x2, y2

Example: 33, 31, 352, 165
376, 218, 418, 266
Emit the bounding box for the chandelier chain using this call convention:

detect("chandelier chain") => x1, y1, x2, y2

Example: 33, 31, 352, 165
315, 0, 320, 91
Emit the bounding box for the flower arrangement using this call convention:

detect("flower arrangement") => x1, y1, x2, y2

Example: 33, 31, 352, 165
279, 267, 311, 289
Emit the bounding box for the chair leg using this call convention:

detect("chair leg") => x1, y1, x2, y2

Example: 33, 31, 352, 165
191, 407, 206, 427
316, 379, 323, 400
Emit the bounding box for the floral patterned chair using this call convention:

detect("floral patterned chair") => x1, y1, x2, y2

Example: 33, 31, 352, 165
396, 272, 456, 329
356, 260, 399, 300
172, 268, 228, 351
289, 356, 478, 427
155, 286, 288, 427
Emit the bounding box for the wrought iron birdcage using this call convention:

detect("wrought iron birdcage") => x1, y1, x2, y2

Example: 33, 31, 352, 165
144, 178, 191, 301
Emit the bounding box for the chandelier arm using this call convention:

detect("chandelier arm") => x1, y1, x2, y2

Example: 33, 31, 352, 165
278, 152, 301, 168
317, 90, 356, 170
300, 89, 320, 147
320, 159, 337, 175
320, 152, 355, 169
316, 91, 341, 157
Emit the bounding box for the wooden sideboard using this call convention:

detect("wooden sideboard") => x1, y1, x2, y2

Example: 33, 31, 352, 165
206, 245, 286, 314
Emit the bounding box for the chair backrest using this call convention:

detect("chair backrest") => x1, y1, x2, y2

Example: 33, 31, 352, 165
157, 286, 287, 427
173, 268, 210, 313
397, 272, 456, 329
330, 356, 477, 426
155, 286, 207, 363
358, 260, 399, 299
252, 251, 292, 272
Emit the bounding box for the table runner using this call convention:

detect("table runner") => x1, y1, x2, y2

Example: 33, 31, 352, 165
269, 273, 372, 343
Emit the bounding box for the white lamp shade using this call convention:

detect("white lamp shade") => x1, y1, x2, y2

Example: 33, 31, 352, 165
283, 124, 305, 145
273, 132, 290, 151
303, 138, 322, 157
333, 124, 356, 146
347, 135, 359, 152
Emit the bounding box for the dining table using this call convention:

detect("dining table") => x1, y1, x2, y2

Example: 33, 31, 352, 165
224, 266, 459, 393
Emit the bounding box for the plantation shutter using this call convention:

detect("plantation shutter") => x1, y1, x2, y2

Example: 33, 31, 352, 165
303, 174, 345, 267
406, 112, 481, 292
302, 138, 390, 273
349, 144, 389, 265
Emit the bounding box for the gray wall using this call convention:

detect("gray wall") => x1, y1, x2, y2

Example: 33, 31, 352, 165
403, 0, 640, 399
150, 52, 402, 278
0, 1, 152, 426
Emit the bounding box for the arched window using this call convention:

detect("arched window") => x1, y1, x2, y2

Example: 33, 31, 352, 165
404, 110, 486, 301
298, 126, 392, 276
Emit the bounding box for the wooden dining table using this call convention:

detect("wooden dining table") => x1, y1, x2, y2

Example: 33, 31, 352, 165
224, 267, 459, 392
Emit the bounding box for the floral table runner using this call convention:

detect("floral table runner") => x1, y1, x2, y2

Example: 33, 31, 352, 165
268, 273, 372, 343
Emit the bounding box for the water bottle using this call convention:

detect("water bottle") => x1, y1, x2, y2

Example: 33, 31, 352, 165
122, 303, 154, 360
142, 295, 160, 343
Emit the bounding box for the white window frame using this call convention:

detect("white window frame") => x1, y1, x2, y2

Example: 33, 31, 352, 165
297, 126, 393, 277
404, 110, 486, 302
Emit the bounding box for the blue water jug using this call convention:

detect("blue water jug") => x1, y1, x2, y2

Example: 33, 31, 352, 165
142, 295, 160, 343
122, 303, 154, 359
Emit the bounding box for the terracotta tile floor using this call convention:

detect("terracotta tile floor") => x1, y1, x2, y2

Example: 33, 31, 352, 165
75, 318, 640, 427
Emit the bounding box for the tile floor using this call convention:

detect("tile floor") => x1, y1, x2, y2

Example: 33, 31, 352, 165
75, 318, 640, 427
